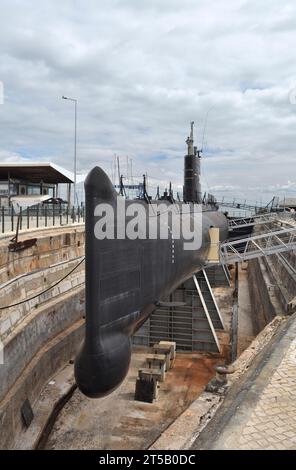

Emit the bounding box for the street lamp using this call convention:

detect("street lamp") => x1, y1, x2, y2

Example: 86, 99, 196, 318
62, 95, 77, 206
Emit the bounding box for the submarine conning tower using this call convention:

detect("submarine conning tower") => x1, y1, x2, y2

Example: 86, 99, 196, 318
183, 121, 202, 204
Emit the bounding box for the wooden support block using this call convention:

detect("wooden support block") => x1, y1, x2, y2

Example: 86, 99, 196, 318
152, 344, 172, 370
146, 353, 166, 367
145, 354, 166, 381
159, 341, 176, 359
135, 377, 158, 403
138, 367, 162, 382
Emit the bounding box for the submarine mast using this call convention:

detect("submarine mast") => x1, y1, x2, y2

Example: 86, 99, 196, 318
183, 121, 202, 204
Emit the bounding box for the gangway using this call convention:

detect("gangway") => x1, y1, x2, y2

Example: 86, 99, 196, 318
220, 226, 296, 264
228, 213, 279, 231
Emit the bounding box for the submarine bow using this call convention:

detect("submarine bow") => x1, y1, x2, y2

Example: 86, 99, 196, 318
74, 124, 228, 398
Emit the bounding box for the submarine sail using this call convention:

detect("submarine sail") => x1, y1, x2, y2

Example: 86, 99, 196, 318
184, 121, 202, 204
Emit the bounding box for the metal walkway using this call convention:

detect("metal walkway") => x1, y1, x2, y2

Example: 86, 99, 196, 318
220, 226, 296, 264
228, 213, 279, 231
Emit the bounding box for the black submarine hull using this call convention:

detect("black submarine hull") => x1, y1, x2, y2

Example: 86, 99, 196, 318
74, 167, 228, 398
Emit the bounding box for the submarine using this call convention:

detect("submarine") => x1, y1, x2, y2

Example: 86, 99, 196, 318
74, 122, 228, 398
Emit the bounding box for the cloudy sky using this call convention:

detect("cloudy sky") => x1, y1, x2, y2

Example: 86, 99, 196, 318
0, 0, 296, 203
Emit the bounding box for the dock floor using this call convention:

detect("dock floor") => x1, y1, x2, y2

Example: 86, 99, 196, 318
45, 349, 221, 450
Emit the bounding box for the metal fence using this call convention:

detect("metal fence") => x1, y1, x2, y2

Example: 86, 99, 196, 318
0, 205, 85, 234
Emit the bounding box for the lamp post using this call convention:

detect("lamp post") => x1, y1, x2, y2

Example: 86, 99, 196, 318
62, 95, 77, 206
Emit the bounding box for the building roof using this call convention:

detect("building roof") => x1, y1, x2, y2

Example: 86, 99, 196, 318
279, 198, 296, 207
10, 195, 52, 213
0, 162, 74, 184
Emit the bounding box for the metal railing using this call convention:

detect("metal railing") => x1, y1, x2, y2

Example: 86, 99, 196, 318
220, 226, 296, 264
216, 197, 266, 213
228, 213, 280, 231
0, 205, 85, 235
216, 195, 281, 213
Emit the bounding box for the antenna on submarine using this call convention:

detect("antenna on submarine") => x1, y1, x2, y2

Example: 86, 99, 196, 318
201, 106, 214, 152
186, 121, 195, 155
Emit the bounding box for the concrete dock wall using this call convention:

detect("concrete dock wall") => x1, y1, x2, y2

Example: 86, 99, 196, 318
0, 225, 85, 285
0, 258, 84, 341
0, 226, 86, 449
248, 258, 278, 335
0, 319, 84, 449
0, 286, 85, 402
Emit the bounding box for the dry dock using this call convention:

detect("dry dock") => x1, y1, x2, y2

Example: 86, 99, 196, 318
0, 219, 295, 450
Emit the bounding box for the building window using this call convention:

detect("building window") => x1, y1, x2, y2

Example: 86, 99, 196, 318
27, 185, 40, 195
0, 183, 8, 196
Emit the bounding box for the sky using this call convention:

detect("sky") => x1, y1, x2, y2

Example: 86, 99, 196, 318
0, 0, 296, 204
